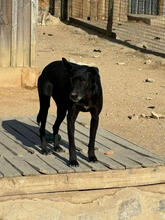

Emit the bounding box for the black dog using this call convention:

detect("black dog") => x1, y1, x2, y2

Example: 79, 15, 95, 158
37, 58, 103, 166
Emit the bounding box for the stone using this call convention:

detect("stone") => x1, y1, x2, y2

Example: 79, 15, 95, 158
145, 78, 155, 83
151, 112, 165, 119
128, 114, 138, 120
136, 42, 148, 50
159, 200, 165, 212
147, 106, 155, 109
21, 67, 41, 89
144, 59, 152, 64
146, 97, 152, 100
116, 62, 125, 65
46, 14, 60, 25
118, 198, 142, 220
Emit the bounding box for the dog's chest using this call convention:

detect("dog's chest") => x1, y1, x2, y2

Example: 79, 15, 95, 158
76, 100, 92, 112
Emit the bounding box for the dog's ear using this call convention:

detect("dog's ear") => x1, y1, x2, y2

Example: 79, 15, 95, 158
88, 67, 100, 95
62, 58, 72, 71
88, 67, 100, 78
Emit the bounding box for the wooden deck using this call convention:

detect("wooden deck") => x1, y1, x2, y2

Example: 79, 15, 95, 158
0, 115, 165, 197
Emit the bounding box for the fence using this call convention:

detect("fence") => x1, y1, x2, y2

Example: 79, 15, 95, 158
67, 0, 165, 55
0, 0, 38, 67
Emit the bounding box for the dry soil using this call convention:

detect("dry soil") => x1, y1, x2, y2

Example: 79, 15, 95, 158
0, 21, 165, 158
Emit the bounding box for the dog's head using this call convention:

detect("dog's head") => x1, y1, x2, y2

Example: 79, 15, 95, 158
62, 58, 100, 102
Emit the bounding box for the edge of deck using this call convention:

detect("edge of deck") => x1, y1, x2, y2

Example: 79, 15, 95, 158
0, 165, 165, 197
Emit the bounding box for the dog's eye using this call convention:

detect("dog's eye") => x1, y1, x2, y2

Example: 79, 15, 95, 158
81, 79, 86, 84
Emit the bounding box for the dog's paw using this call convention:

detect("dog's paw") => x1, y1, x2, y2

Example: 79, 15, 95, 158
69, 160, 79, 167
54, 145, 65, 152
88, 155, 98, 162
41, 148, 51, 155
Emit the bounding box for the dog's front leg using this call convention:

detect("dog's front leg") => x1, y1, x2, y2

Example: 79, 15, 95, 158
88, 114, 99, 162
67, 107, 79, 166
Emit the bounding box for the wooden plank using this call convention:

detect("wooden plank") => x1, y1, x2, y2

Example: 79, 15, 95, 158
47, 115, 97, 152
24, 154, 57, 174
53, 152, 92, 172
108, 153, 142, 169
0, 166, 165, 196
0, 157, 21, 177
126, 154, 161, 167
4, 156, 39, 176
17, 0, 24, 66
96, 151, 125, 170
76, 115, 165, 162
30, 0, 38, 66
47, 115, 162, 168
98, 0, 106, 20
73, 120, 160, 167
1, 123, 41, 154
5, 119, 41, 145
0, 0, 12, 67
0, 131, 31, 157
38, 153, 91, 173
0, 188, 118, 202
29, 116, 86, 153
82, 0, 90, 19
23, 0, 31, 66
77, 152, 109, 171
74, 120, 163, 167
11, 0, 17, 67
90, 0, 98, 21
38, 154, 75, 174
18, 117, 40, 137
0, 142, 16, 157
68, 0, 72, 18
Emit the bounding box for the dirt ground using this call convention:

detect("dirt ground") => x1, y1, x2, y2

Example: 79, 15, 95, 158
0, 20, 165, 158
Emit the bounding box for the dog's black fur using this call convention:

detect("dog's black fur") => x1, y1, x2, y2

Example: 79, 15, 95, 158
37, 58, 103, 166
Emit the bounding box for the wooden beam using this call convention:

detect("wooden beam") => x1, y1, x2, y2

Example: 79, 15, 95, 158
0, 166, 165, 197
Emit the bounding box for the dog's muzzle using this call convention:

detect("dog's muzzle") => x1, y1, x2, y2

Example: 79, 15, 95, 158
70, 93, 82, 102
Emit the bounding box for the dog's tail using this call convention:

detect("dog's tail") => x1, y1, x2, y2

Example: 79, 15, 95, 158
37, 77, 53, 125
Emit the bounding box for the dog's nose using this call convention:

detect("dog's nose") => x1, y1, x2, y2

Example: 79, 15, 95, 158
70, 93, 78, 100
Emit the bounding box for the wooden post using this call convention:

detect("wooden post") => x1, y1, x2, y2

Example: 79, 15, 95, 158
54, 0, 61, 17
31, 0, 38, 67
82, 0, 90, 20
61, 0, 68, 20
17, 0, 24, 67
23, 0, 31, 66
0, 0, 12, 67
11, 0, 17, 67
98, 0, 106, 20
91, 0, 98, 21
68, 0, 72, 18
159, 0, 164, 15
106, 0, 114, 36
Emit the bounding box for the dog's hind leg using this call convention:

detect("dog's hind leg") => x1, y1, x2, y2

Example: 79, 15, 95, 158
53, 104, 67, 152
37, 94, 50, 155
